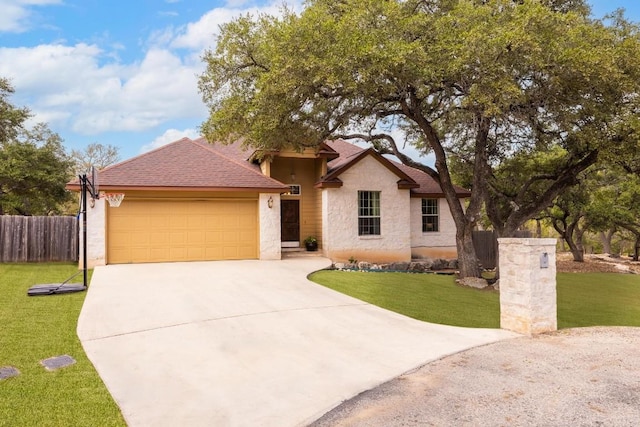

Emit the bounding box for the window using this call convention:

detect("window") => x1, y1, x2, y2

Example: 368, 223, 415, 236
286, 184, 301, 196
422, 199, 439, 232
358, 191, 380, 235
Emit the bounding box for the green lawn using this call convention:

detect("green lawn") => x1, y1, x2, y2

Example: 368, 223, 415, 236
557, 273, 640, 329
0, 263, 125, 427
309, 270, 640, 329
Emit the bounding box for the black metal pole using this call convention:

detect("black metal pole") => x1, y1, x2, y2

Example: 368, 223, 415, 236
82, 174, 88, 288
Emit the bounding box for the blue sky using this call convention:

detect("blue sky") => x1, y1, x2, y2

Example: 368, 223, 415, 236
0, 0, 638, 161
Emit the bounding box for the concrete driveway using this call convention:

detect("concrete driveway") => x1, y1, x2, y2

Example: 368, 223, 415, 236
78, 258, 517, 427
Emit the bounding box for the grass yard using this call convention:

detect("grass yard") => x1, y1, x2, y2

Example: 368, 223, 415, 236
309, 270, 501, 328
309, 270, 640, 329
557, 273, 640, 329
0, 263, 125, 427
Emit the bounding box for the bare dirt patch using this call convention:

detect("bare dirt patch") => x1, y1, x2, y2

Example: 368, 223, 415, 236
556, 252, 640, 274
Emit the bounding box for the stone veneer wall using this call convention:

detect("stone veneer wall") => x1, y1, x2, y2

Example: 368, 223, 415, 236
498, 238, 557, 335
322, 155, 412, 263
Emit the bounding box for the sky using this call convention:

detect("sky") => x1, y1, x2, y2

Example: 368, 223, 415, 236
0, 0, 638, 162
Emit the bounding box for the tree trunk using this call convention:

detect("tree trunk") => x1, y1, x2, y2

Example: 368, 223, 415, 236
552, 218, 584, 262
566, 236, 584, 262
599, 230, 614, 254
634, 235, 640, 262
456, 221, 481, 278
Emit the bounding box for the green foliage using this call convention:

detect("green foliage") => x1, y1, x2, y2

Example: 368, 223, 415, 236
0, 123, 74, 215
0, 263, 125, 427
0, 78, 30, 144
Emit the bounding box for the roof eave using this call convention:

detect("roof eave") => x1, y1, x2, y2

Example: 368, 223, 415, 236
66, 185, 289, 193
314, 179, 343, 189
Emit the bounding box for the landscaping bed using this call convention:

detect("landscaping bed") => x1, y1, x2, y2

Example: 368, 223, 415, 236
556, 252, 640, 274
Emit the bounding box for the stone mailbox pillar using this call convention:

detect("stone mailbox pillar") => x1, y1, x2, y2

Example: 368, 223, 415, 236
498, 238, 557, 335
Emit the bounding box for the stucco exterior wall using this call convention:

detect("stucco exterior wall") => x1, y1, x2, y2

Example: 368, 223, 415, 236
322, 156, 411, 263
410, 197, 458, 259
80, 195, 107, 269
259, 193, 281, 260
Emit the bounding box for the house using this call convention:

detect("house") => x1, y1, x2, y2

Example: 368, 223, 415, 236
67, 137, 469, 267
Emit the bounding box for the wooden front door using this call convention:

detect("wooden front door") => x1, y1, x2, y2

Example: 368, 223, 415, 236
281, 200, 300, 242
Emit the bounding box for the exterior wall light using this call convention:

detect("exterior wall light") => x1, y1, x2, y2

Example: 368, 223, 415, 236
267, 196, 274, 209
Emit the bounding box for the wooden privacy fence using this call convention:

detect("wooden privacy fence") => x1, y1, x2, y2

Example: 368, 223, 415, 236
0, 215, 78, 262
472, 230, 532, 269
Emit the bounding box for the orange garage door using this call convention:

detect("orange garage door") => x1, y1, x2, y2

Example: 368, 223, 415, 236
107, 199, 258, 264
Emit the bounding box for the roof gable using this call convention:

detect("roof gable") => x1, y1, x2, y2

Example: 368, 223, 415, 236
323, 139, 470, 197
316, 147, 419, 190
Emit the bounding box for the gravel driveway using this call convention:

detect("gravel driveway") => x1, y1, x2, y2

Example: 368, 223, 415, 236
310, 327, 640, 426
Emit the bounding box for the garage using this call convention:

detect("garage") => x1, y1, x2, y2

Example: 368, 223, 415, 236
107, 199, 258, 264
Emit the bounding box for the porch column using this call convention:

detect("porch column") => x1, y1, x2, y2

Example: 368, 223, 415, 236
259, 193, 281, 260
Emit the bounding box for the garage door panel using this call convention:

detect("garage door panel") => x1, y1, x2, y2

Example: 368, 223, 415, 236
108, 199, 258, 264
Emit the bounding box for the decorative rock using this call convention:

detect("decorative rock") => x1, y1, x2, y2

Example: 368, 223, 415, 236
390, 262, 409, 271
456, 277, 489, 289
357, 261, 371, 270
0, 366, 20, 380
492, 280, 500, 291
419, 259, 434, 269
334, 263, 345, 270
409, 262, 425, 272
431, 259, 447, 270
370, 264, 381, 270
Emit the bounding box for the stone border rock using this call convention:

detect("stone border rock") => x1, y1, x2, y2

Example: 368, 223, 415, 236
332, 259, 459, 274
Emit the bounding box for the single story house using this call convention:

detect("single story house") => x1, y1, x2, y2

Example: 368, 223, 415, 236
67, 138, 469, 267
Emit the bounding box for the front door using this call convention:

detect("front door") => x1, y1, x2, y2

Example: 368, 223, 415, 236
281, 200, 300, 243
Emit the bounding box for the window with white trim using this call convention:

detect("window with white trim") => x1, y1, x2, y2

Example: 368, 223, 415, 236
422, 198, 439, 232
358, 191, 381, 236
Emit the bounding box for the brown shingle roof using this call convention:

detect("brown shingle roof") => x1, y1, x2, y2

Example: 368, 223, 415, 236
68, 138, 287, 192
67, 136, 468, 197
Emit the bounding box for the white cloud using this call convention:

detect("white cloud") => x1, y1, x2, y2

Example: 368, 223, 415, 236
0, 44, 207, 134
0, 1, 302, 143
170, 1, 303, 52
0, 0, 62, 33
141, 128, 200, 153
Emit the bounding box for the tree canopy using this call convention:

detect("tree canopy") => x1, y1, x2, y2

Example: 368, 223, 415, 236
199, 0, 640, 277
0, 78, 30, 144
0, 79, 73, 215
